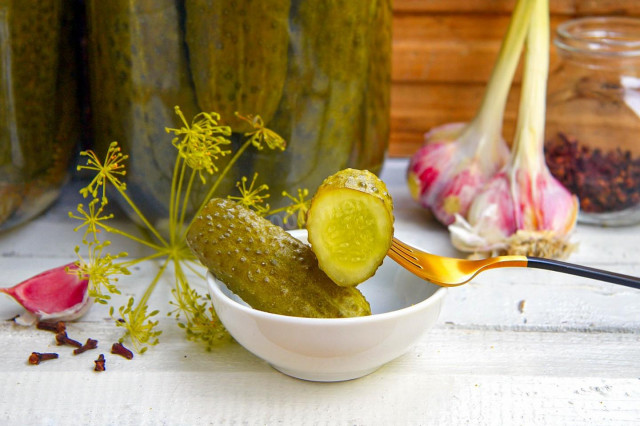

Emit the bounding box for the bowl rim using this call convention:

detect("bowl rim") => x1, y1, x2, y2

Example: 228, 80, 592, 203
206, 228, 447, 325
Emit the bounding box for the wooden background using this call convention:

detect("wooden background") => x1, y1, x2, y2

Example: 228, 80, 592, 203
389, 0, 640, 157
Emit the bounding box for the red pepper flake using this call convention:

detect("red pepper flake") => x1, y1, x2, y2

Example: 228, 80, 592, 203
94, 354, 106, 372
55, 331, 82, 348
545, 132, 640, 213
73, 338, 98, 355
111, 342, 134, 360
28, 352, 59, 365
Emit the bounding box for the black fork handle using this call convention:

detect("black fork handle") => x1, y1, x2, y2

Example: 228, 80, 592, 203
527, 257, 640, 290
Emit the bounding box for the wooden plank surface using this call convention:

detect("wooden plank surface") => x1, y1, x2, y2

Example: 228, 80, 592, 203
389, 0, 640, 157
1, 159, 639, 424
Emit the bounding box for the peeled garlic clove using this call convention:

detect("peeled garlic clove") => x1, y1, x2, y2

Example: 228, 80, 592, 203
0, 263, 91, 325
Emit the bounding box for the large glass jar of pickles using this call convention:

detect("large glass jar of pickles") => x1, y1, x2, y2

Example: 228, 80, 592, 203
86, 0, 391, 227
0, 0, 80, 231
545, 17, 640, 226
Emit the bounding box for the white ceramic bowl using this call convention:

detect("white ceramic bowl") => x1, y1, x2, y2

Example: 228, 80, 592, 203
207, 229, 446, 382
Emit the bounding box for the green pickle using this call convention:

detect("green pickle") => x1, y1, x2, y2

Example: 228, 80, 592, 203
306, 169, 394, 287
185, 0, 290, 132
247, 0, 389, 212
87, 0, 207, 219
86, 0, 391, 227
0, 0, 79, 230
187, 198, 371, 318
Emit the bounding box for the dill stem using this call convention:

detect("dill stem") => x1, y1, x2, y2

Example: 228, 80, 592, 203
99, 224, 166, 252
117, 250, 167, 269
109, 176, 168, 247
182, 259, 207, 281
267, 205, 288, 215
183, 138, 252, 239
178, 170, 197, 236
171, 159, 189, 246
132, 256, 170, 320
169, 153, 184, 246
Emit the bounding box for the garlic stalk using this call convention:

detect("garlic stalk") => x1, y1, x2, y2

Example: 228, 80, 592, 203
407, 0, 535, 225
449, 0, 578, 259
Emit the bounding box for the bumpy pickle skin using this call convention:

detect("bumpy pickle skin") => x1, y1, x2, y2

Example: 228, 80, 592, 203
306, 169, 394, 287
246, 0, 377, 213
185, 0, 290, 133
187, 198, 371, 318
86, 0, 209, 218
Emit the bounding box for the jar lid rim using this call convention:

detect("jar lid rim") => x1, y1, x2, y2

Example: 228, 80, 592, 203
556, 17, 640, 57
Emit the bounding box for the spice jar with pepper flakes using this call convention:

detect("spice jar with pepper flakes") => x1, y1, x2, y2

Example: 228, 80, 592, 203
545, 17, 640, 226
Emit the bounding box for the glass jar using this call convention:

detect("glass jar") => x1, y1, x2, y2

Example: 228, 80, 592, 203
86, 0, 391, 228
545, 17, 640, 226
0, 0, 80, 232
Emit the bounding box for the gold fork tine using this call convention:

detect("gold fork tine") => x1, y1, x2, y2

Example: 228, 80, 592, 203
390, 238, 419, 261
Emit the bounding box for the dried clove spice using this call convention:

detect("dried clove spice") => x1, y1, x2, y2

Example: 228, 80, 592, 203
94, 354, 106, 372
111, 342, 134, 360
545, 133, 640, 213
28, 352, 59, 365
73, 338, 98, 355
36, 321, 66, 333
55, 331, 82, 348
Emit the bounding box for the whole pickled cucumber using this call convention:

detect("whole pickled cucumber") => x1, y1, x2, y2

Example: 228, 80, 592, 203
185, 0, 290, 132
349, 0, 392, 172
87, 0, 213, 221
187, 198, 371, 318
0, 0, 63, 178
247, 0, 375, 212
306, 169, 394, 287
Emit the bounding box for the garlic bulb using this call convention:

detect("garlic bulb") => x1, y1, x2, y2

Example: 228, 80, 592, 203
407, 0, 534, 225
449, 0, 578, 259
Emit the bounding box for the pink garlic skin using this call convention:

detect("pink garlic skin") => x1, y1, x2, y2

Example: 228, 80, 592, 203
461, 167, 578, 251
407, 122, 509, 225
407, 142, 457, 210
0, 262, 91, 325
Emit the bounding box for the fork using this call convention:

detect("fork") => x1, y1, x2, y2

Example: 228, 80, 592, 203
387, 238, 640, 289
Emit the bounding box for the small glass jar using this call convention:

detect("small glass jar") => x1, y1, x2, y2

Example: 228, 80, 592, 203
545, 17, 640, 226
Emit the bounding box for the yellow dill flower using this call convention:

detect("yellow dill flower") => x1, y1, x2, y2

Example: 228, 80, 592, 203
235, 113, 286, 151
282, 188, 311, 228
166, 106, 232, 183
69, 199, 114, 243
72, 241, 129, 304
111, 298, 161, 354
77, 141, 128, 203
228, 173, 271, 216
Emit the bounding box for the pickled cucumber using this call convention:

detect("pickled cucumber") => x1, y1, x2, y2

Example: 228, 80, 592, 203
185, 0, 290, 133
246, 0, 378, 212
349, 0, 392, 172
0, 0, 65, 178
187, 198, 371, 318
306, 169, 394, 287
87, 0, 210, 221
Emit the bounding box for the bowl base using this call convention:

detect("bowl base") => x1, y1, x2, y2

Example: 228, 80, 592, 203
271, 364, 381, 382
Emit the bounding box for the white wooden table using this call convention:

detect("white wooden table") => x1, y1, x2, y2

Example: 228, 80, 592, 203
1, 158, 639, 425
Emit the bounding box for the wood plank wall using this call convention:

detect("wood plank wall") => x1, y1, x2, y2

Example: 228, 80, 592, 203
390, 0, 640, 157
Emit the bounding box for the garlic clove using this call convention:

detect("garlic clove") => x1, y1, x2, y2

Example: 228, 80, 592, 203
449, 168, 579, 258
0, 262, 91, 325
408, 121, 510, 226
